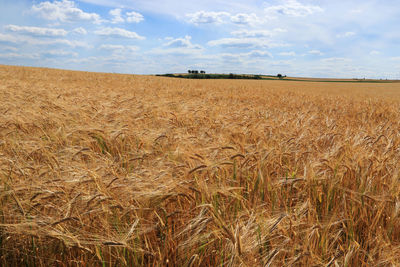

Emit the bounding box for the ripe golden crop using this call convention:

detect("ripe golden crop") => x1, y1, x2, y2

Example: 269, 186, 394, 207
0, 65, 399, 266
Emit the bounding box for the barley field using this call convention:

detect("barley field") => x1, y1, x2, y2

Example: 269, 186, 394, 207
0, 65, 400, 266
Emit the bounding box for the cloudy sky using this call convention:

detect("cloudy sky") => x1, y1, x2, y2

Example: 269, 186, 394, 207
0, 0, 399, 78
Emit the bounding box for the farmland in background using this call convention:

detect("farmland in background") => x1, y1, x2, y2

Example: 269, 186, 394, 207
157, 73, 400, 83
0, 65, 400, 266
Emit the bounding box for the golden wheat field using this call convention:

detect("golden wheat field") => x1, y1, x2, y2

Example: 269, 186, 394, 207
1, 64, 400, 266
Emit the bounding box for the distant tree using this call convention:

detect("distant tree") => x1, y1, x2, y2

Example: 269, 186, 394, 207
188, 70, 192, 74
193, 70, 199, 74
277, 74, 283, 79
200, 70, 206, 74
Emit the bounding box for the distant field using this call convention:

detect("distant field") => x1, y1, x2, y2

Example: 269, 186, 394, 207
1, 65, 400, 266
159, 72, 400, 83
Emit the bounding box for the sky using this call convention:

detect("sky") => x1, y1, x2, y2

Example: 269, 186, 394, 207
0, 0, 400, 78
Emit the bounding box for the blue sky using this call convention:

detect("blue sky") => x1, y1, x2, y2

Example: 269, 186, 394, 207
0, 0, 400, 78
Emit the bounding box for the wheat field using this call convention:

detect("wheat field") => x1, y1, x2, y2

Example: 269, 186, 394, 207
0, 65, 400, 266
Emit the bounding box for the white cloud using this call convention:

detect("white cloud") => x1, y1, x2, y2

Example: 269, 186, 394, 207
308, 50, 324, 55
110, 8, 124, 24
336, 31, 356, 38
231, 29, 286, 38
231, 30, 271, 38
149, 36, 203, 55
369, 50, 380, 55
100, 44, 125, 50
43, 49, 78, 57
212, 50, 273, 66
4, 24, 68, 37
265, 0, 323, 17
245, 50, 273, 58
186, 11, 230, 24
230, 13, 260, 25
72, 27, 87, 35
0, 46, 18, 52
186, 11, 267, 25
109, 9, 144, 24
46, 39, 90, 48
99, 44, 139, 52
148, 47, 203, 55
218, 53, 243, 62
126, 11, 144, 23
321, 57, 352, 63
208, 37, 289, 49
208, 38, 256, 48
94, 27, 145, 39
163, 35, 202, 49
63, 56, 100, 64
0, 52, 40, 59
270, 60, 293, 67
0, 32, 90, 48
31, 0, 102, 24
0, 32, 35, 43
279, 51, 296, 56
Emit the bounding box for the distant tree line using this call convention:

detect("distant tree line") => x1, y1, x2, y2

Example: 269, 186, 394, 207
188, 70, 206, 74
156, 71, 289, 80
157, 73, 264, 80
